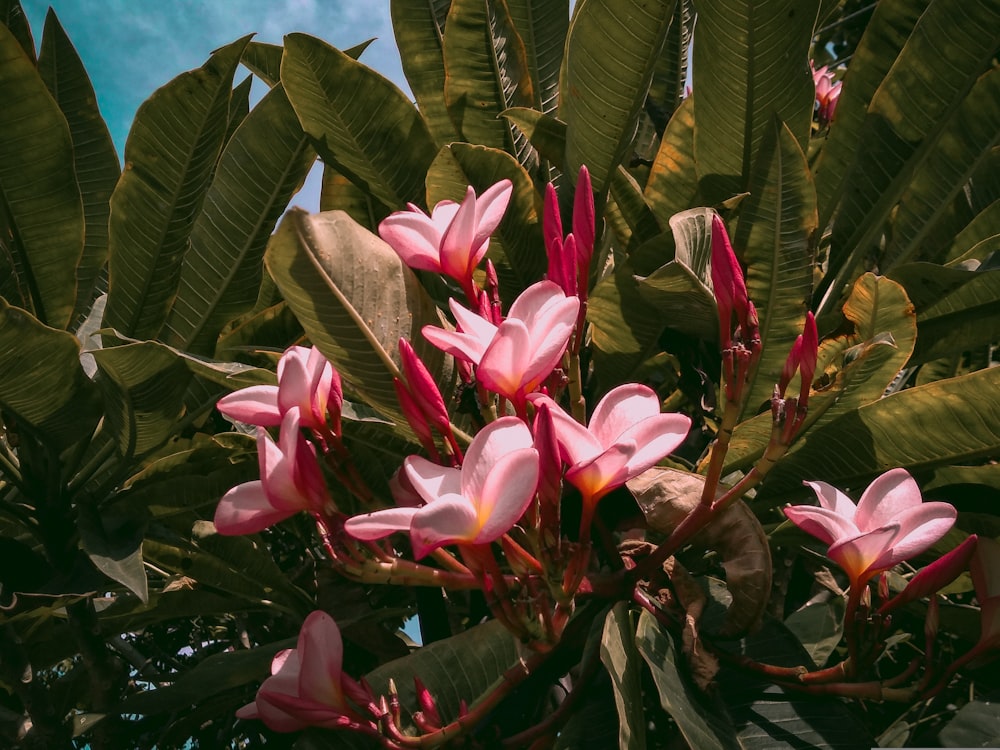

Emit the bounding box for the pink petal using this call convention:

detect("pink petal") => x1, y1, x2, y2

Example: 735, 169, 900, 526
528, 393, 602, 466
404, 456, 463, 506
507, 280, 567, 321
421, 326, 488, 365
429, 200, 460, 226
803, 479, 857, 519
566, 442, 634, 502
519, 299, 579, 389
248, 695, 307, 732
409, 498, 480, 558
296, 612, 345, 709
257, 691, 350, 731
344, 507, 420, 541
217, 386, 281, 426
450, 299, 498, 343
215, 480, 294, 535
440, 186, 478, 280
460, 417, 535, 501
855, 468, 923, 531
783, 504, 859, 546
277, 347, 312, 418
871, 501, 956, 570
615, 414, 691, 478
378, 212, 446, 273
828, 524, 900, 584
477, 319, 532, 399
474, 447, 540, 541
587, 384, 662, 447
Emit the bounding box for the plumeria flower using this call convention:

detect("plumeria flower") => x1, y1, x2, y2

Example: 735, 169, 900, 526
344, 417, 539, 558
379, 180, 513, 303
217, 345, 343, 432
215, 408, 330, 535
783, 469, 956, 588
422, 280, 579, 408
812, 63, 842, 127
530, 384, 691, 513
237, 611, 376, 732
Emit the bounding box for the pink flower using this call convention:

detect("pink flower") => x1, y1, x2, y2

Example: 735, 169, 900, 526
423, 280, 579, 407
344, 417, 539, 558
812, 64, 842, 127
237, 611, 375, 732
217, 345, 342, 431
784, 469, 956, 587
215, 408, 330, 535
529, 384, 691, 508
379, 180, 513, 302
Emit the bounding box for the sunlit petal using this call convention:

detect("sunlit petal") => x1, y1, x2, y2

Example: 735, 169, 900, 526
783, 505, 859, 546
855, 468, 923, 530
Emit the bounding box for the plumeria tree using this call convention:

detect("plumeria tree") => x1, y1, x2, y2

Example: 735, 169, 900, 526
0, 0, 999, 747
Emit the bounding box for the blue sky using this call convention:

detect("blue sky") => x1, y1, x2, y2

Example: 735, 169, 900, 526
22, 1, 409, 209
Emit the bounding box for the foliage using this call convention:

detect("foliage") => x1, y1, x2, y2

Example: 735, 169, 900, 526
0, 0, 998, 747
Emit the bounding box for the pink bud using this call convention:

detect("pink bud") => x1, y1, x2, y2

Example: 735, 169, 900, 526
879, 535, 978, 615
711, 214, 748, 347
393, 378, 438, 457
572, 165, 595, 283
798, 313, 818, 405
778, 335, 803, 397
413, 677, 442, 729
543, 182, 564, 255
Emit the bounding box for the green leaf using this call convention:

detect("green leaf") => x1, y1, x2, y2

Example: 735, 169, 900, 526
265, 209, 452, 426
90, 341, 191, 459
642, 95, 697, 239
507, 0, 569, 116
77, 506, 148, 602
944, 199, 1000, 264
882, 68, 1000, 269
783, 596, 845, 666
104, 35, 250, 340
635, 207, 717, 341
645, 0, 692, 132
601, 604, 647, 750
938, 695, 1000, 748
759, 364, 1000, 501
0, 299, 101, 451
443, 0, 536, 167
162, 83, 316, 355
635, 610, 743, 750
1, 0, 36, 62
391, 0, 458, 146
502, 106, 566, 167
560, 0, 676, 195
281, 32, 435, 209
241, 40, 283, 86
812, 0, 929, 229
0, 19, 83, 329
735, 119, 817, 417
691, 0, 818, 201
37, 10, 121, 327
426, 143, 544, 298
610, 166, 661, 250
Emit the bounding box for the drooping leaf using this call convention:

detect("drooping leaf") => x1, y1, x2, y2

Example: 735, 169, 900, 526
162, 84, 316, 355
560, 0, 676, 195
281, 32, 435, 209
391, 0, 458, 146
37, 10, 121, 327
264, 209, 452, 426
691, 0, 818, 201
426, 143, 545, 298
0, 299, 101, 451
104, 36, 250, 340
735, 119, 817, 417
0, 19, 83, 329
635, 610, 743, 750
601, 602, 647, 750
635, 207, 717, 341
90, 341, 191, 459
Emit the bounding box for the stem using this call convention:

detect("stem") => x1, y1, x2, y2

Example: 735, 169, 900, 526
566, 351, 586, 425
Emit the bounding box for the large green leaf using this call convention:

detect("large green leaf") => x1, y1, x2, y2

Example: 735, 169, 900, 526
758, 364, 1000, 501
691, 0, 818, 201
507, 0, 569, 116
37, 10, 120, 327
319, 162, 386, 232
162, 84, 316, 355
1, 0, 35, 62
601, 603, 647, 750
559, 0, 676, 195
817, 0, 1000, 315
391, 0, 458, 147
735, 120, 817, 417
241, 40, 283, 86
443, 0, 536, 166
425, 143, 545, 298
281, 32, 435, 209
642, 95, 697, 240
884, 68, 1000, 268
103, 36, 250, 340
812, 0, 929, 229
90, 341, 191, 459
944, 200, 1000, 264
265, 209, 451, 426
0, 19, 83, 329
645, 0, 691, 133
0, 299, 101, 451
